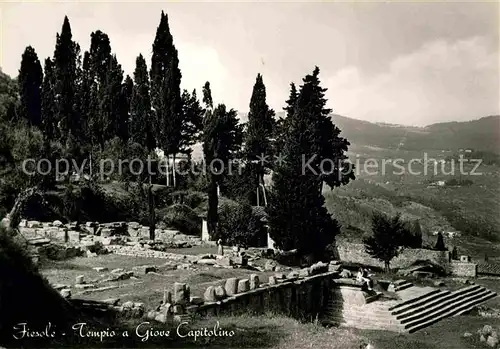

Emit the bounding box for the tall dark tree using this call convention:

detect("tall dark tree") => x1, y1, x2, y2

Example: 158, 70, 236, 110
435, 232, 446, 251
116, 75, 134, 142
202, 83, 217, 239
296, 67, 354, 189
18, 46, 43, 127
275, 82, 298, 156
86, 30, 112, 149
202, 82, 213, 110
243, 74, 275, 205
102, 55, 124, 141
283, 82, 298, 118
150, 11, 183, 185
130, 54, 155, 151
74, 51, 93, 148
267, 67, 354, 261
53, 16, 79, 145
202, 83, 243, 239
179, 89, 204, 154
41, 58, 57, 139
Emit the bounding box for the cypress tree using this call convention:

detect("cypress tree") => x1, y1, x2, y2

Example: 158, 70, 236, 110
41, 58, 57, 140
18, 46, 43, 127
179, 89, 204, 154
130, 54, 155, 151
202, 82, 243, 239
150, 11, 183, 184
435, 232, 446, 251
74, 51, 93, 149
275, 82, 298, 156
87, 30, 112, 149
267, 67, 354, 260
243, 74, 275, 205
202, 83, 217, 239
102, 55, 124, 141
116, 75, 133, 143
53, 16, 79, 145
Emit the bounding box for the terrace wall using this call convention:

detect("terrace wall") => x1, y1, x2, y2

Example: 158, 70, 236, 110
193, 272, 355, 321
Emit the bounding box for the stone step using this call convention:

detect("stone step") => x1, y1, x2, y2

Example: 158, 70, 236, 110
404, 288, 491, 331
400, 286, 484, 325
407, 291, 497, 333
391, 289, 449, 315
454, 292, 497, 317
396, 289, 467, 320
326, 307, 395, 322
394, 282, 413, 292
334, 310, 401, 325
327, 301, 391, 313
390, 287, 457, 312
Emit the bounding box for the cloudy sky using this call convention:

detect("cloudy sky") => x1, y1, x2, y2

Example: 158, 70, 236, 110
1, 1, 498, 126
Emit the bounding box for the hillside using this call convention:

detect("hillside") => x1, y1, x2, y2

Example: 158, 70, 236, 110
329, 114, 500, 154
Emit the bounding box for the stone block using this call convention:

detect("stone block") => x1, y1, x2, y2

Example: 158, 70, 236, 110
339, 269, 351, 278
328, 264, 341, 272
216, 257, 233, 267
173, 283, 188, 305
237, 279, 250, 293
232, 256, 248, 266
487, 335, 499, 347
249, 274, 260, 290
265, 260, 277, 271
27, 221, 42, 228
215, 285, 226, 300
225, 278, 239, 296
268, 276, 277, 285
274, 272, 286, 280
52, 220, 63, 227
100, 228, 112, 238
75, 275, 85, 284
60, 289, 71, 298
67, 230, 80, 243
172, 304, 184, 314
310, 261, 328, 275
163, 289, 172, 304
155, 313, 167, 323
93, 267, 108, 272
122, 301, 134, 308
132, 265, 157, 275
190, 296, 204, 305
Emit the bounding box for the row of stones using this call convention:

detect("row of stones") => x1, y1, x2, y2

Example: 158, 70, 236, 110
203, 261, 339, 302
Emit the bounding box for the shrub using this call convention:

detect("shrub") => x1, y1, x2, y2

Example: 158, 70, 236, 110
157, 204, 201, 236
216, 201, 267, 248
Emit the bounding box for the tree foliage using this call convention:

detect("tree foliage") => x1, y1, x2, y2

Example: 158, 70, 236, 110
363, 212, 410, 272
268, 67, 352, 260
18, 46, 43, 127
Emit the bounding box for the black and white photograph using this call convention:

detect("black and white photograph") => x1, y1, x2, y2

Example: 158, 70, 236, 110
0, 1, 499, 348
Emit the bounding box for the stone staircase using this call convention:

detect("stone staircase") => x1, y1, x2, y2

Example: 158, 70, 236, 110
325, 281, 497, 333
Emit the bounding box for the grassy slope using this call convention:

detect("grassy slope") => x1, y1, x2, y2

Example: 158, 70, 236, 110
324, 142, 500, 258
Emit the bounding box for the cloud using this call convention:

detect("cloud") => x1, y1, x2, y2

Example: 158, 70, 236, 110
325, 36, 499, 126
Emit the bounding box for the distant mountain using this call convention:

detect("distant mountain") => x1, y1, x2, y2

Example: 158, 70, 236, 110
404, 115, 500, 153
233, 112, 500, 154
330, 114, 500, 154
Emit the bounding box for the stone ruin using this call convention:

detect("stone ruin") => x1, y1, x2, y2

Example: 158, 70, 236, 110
13, 219, 207, 263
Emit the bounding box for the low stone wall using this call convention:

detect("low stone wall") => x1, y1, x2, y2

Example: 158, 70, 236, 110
194, 271, 337, 321
337, 241, 451, 269
450, 261, 477, 277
